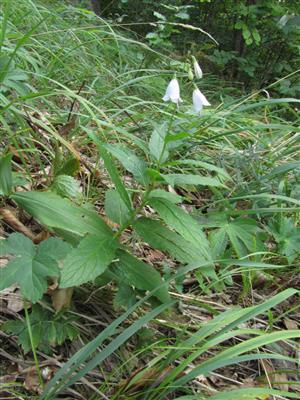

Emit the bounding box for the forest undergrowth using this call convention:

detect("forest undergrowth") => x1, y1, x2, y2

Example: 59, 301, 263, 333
0, 1, 300, 399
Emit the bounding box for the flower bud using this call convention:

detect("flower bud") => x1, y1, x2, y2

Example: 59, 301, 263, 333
163, 78, 182, 105
192, 56, 203, 79
193, 87, 210, 113
188, 68, 194, 81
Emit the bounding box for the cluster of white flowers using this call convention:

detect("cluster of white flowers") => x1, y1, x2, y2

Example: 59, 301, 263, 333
162, 59, 210, 114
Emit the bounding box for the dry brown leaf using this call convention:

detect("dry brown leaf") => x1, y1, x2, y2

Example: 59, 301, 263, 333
0, 284, 24, 312
119, 366, 185, 395
103, 215, 119, 230
33, 231, 50, 244
24, 367, 43, 394
146, 249, 165, 263
0, 258, 25, 312
260, 359, 289, 391
284, 317, 299, 330
51, 287, 74, 312
0, 208, 35, 240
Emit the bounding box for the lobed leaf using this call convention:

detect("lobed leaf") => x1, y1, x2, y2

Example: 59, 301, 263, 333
0, 233, 60, 302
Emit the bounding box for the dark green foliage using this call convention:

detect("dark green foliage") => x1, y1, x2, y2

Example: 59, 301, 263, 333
99, 0, 300, 94
3, 304, 78, 353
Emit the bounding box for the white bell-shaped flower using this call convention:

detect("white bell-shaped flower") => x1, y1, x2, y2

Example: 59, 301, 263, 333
192, 56, 203, 79
163, 78, 182, 105
193, 87, 211, 113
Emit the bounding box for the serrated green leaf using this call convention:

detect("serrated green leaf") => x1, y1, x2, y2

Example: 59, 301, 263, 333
104, 189, 131, 226
209, 227, 228, 259
209, 218, 265, 259
0, 230, 34, 256
0, 153, 12, 195
51, 175, 82, 200
104, 143, 149, 186
0, 233, 60, 302
134, 217, 205, 264
149, 123, 169, 164
162, 174, 224, 188
11, 191, 112, 239
149, 198, 211, 261
112, 250, 170, 303
225, 218, 264, 258
149, 189, 182, 204
268, 217, 300, 263
38, 237, 73, 262
60, 234, 118, 287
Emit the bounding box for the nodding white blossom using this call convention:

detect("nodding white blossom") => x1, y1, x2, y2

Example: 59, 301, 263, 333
193, 87, 211, 113
192, 56, 203, 79
163, 78, 182, 105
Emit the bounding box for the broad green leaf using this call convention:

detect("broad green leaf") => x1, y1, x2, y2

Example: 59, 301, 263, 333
149, 189, 182, 204
11, 191, 112, 239
162, 174, 224, 188
38, 237, 73, 262
225, 218, 264, 258
60, 234, 118, 287
268, 217, 300, 263
112, 250, 170, 303
0, 233, 60, 302
0, 230, 34, 256
97, 143, 132, 211
149, 198, 211, 261
134, 217, 205, 264
209, 228, 228, 259
149, 123, 169, 164
0, 153, 12, 195
104, 143, 149, 186
104, 188, 131, 226
51, 175, 82, 200
207, 217, 264, 258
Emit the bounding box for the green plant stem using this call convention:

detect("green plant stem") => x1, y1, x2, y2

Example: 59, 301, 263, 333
24, 300, 44, 388
114, 184, 154, 239
157, 103, 177, 170
115, 104, 177, 239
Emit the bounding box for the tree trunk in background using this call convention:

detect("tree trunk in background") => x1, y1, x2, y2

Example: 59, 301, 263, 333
91, 0, 100, 16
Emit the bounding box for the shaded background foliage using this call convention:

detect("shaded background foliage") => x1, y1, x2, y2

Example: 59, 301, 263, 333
71, 0, 300, 95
